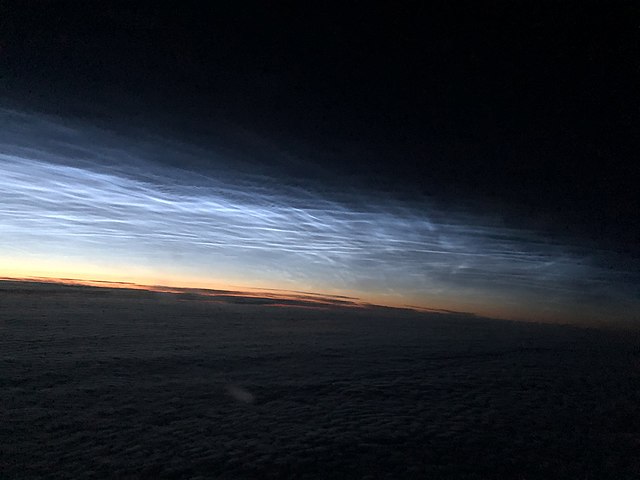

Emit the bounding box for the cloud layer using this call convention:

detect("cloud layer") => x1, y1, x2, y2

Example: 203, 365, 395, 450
2, 284, 639, 478
0, 108, 637, 321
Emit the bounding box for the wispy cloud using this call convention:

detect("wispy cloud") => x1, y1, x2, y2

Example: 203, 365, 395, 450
0, 108, 637, 322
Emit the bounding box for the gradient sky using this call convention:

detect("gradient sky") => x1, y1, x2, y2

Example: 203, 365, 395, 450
0, 2, 638, 325
1, 107, 638, 324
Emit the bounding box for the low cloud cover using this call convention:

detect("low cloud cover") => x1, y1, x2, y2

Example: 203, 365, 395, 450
2, 282, 639, 478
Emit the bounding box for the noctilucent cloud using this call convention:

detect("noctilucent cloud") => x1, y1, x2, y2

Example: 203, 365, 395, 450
0, 108, 637, 323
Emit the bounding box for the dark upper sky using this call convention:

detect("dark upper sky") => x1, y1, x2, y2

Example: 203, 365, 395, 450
1, 0, 638, 258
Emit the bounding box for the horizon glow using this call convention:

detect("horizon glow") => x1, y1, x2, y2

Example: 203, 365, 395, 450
1, 108, 638, 324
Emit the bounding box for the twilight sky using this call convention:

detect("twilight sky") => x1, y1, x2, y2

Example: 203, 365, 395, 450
0, 2, 638, 324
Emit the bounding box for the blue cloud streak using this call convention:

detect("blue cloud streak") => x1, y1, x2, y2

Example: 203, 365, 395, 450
0, 108, 637, 322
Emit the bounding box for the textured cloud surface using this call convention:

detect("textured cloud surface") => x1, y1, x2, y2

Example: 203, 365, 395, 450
2, 283, 639, 478
0, 108, 637, 322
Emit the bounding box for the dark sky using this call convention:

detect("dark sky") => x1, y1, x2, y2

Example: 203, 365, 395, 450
0, 1, 638, 318
2, 1, 638, 252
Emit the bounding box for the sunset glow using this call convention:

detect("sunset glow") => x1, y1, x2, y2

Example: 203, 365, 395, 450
1, 108, 638, 325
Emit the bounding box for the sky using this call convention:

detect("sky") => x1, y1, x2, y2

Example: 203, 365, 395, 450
0, 1, 638, 324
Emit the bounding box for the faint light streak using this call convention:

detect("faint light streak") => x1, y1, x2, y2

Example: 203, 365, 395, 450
225, 385, 255, 404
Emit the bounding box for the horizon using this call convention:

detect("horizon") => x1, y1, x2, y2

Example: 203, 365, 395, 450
2, 276, 636, 331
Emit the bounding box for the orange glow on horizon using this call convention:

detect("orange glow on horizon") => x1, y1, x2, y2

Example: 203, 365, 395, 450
0, 275, 373, 309
0, 273, 541, 324
1, 260, 626, 326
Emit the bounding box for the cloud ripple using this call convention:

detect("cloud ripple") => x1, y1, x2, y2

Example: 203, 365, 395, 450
0, 108, 637, 321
